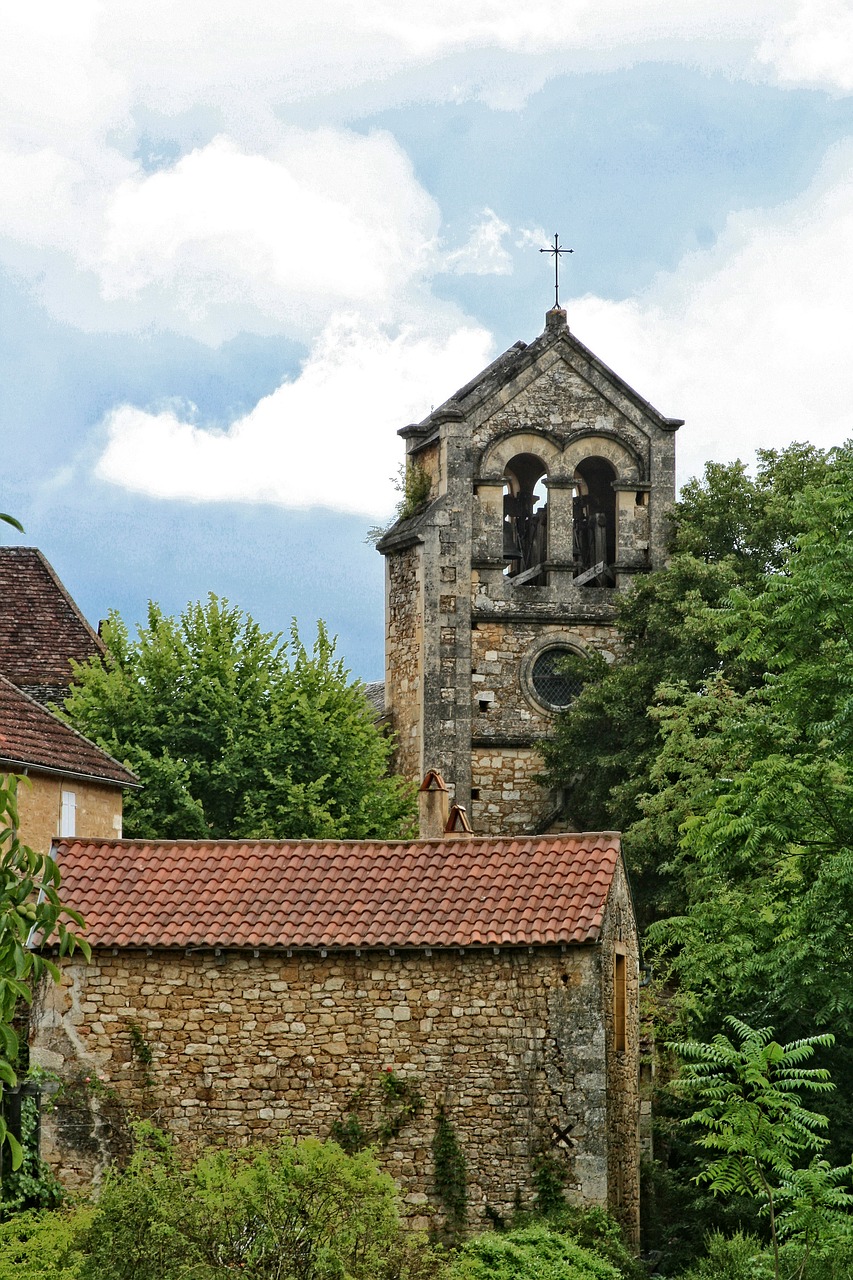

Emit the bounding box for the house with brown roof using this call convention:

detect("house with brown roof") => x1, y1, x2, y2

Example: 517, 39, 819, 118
0, 547, 137, 849
32, 830, 640, 1243
0, 673, 138, 852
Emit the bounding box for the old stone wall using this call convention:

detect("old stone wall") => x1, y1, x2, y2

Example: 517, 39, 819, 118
470, 746, 547, 835
471, 620, 618, 739
385, 545, 423, 781
32, 937, 637, 1240
14, 773, 123, 854
600, 861, 641, 1240
468, 620, 618, 834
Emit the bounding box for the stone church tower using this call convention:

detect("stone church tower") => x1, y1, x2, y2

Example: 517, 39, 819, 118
377, 306, 682, 835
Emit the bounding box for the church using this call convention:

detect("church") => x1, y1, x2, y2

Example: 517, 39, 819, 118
26, 300, 683, 1247
377, 303, 681, 834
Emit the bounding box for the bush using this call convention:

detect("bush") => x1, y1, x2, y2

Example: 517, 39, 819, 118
440, 1224, 622, 1280
0, 1207, 92, 1280
0, 1094, 64, 1219
678, 1230, 853, 1280
80, 1125, 441, 1280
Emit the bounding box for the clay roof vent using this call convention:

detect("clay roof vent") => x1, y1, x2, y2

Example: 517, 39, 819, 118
418, 768, 450, 838
444, 803, 473, 835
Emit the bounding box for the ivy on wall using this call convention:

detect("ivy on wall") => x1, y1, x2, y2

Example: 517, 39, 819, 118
432, 1106, 467, 1240
330, 1067, 424, 1153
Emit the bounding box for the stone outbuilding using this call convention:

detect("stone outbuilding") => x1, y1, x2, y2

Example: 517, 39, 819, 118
32, 829, 641, 1242
377, 307, 682, 834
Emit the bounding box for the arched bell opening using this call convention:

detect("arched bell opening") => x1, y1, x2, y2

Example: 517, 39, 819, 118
572, 457, 616, 587
503, 453, 548, 586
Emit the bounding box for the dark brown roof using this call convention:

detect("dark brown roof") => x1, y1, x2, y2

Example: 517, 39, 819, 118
0, 548, 103, 702
52, 833, 622, 951
0, 674, 137, 787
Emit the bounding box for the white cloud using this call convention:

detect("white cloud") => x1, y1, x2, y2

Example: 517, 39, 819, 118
95, 317, 494, 516
443, 209, 513, 276
93, 130, 441, 342
568, 141, 853, 483
1, 1, 849, 347
5, 0, 853, 521
758, 0, 853, 93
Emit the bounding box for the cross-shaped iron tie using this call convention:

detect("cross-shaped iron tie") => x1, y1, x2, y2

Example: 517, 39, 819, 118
539, 233, 573, 309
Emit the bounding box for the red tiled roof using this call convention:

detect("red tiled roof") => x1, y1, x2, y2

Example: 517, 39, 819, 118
0, 674, 137, 787
51, 833, 622, 950
0, 547, 103, 697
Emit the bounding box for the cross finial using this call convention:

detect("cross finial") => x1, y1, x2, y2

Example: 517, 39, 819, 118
539, 233, 573, 309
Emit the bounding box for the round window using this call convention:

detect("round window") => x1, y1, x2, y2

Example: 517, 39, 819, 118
530, 647, 584, 710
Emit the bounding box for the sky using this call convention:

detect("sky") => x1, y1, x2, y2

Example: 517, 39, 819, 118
2, 2, 853, 680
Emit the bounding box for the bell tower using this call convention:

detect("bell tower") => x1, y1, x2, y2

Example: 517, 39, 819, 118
377, 305, 682, 835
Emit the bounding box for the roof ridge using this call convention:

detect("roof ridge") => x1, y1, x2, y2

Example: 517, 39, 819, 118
54, 830, 619, 850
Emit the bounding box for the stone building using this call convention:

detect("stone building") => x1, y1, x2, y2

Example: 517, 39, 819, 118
377, 307, 682, 835
32, 829, 641, 1243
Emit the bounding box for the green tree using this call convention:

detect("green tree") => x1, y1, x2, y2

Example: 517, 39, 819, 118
540, 444, 831, 928
0, 778, 89, 1170
671, 1019, 853, 1280
646, 444, 853, 1041
62, 597, 414, 841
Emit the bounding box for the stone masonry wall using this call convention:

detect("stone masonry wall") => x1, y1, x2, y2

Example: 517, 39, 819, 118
385, 545, 423, 781
471, 620, 619, 740
470, 358, 653, 474
600, 861, 641, 1240
32, 939, 637, 1239
469, 620, 619, 834
14, 773, 123, 854
470, 747, 548, 835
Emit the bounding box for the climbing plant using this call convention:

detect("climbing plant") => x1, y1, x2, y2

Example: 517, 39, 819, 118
432, 1106, 467, 1240
330, 1067, 424, 1153
0, 777, 88, 1170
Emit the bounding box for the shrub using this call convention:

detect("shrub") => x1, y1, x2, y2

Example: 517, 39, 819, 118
0, 1093, 63, 1218
80, 1124, 441, 1280
0, 1206, 92, 1280
440, 1224, 622, 1280
679, 1230, 853, 1280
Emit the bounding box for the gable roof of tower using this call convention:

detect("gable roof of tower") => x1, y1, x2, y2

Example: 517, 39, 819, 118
401, 310, 683, 452
378, 311, 682, 554
0, 672, 137, 788
50, 832, 624, 951
0, 548, 104, 702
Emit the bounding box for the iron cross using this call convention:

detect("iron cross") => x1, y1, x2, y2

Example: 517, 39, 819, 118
539, 233, 573, 309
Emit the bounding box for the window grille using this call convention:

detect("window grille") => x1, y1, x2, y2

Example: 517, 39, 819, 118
531, 648, 584, 709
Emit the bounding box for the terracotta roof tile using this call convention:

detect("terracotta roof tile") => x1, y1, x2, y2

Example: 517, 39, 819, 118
0, 548, 103, 702
0, 674, 137, 787
51, 833, 621, 950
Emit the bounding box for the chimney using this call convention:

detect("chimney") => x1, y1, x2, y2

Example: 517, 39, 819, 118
418, 769, 450, 838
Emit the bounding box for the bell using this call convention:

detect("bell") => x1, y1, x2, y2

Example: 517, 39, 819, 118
503, 521, 521, 560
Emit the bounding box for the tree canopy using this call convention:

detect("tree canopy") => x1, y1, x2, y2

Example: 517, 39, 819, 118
540, 442, 834, 928
62, 597, 414, 841
541, 442, 853, 1260
644, 443, 853, 1040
